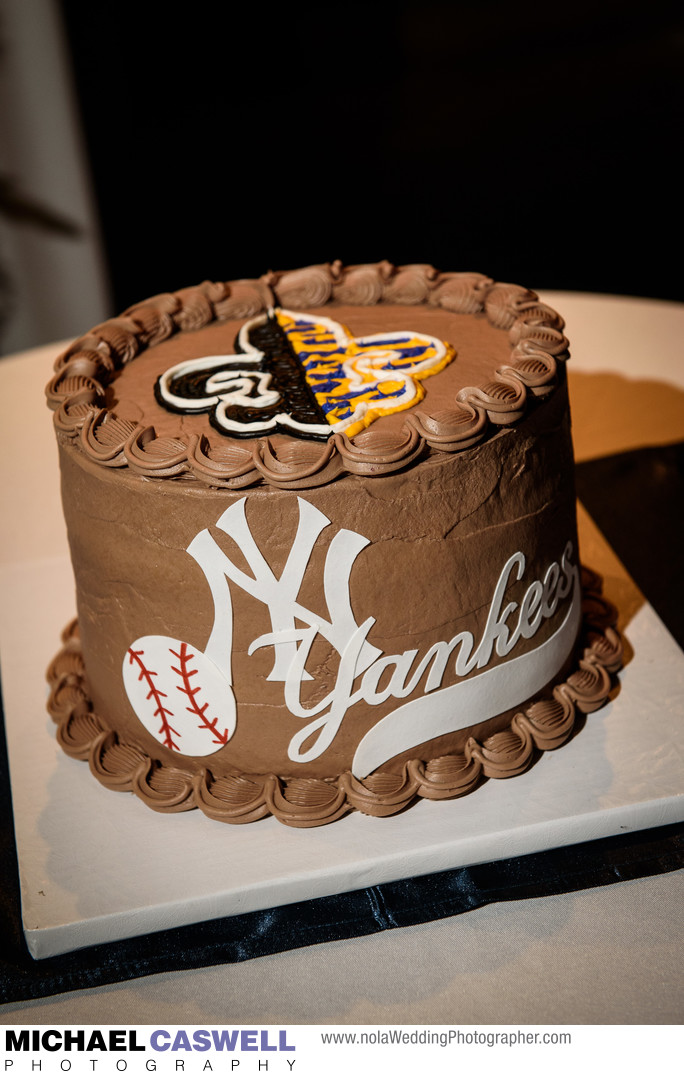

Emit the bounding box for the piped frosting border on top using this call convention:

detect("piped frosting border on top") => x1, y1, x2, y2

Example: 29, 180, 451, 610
45, 262, 569, 489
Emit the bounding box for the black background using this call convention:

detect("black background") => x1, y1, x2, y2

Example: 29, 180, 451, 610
59, 0, 683, 310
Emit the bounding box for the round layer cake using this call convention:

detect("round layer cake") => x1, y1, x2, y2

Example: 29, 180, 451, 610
46, 262, 622, 826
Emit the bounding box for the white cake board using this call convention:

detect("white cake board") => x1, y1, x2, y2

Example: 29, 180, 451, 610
1, 550, 683, 961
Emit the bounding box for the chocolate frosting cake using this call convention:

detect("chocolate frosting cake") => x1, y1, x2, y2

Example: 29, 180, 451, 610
45, 262, 622, 826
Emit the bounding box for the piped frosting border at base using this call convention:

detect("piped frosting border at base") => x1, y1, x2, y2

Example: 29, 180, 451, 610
45, 262, 569, 489
46, 567, 622, 828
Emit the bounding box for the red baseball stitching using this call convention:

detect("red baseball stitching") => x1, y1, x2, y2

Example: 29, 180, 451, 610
170, 642, 230, 745
127, 647, 180, 751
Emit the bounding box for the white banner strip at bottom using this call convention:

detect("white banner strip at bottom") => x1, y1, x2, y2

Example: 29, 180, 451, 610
1, 1025, 680, 1075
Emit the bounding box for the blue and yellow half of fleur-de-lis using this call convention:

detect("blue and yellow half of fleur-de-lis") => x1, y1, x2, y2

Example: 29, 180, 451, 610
276, 309, 455, 438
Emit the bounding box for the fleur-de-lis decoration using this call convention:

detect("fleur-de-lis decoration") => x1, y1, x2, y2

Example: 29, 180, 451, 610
156, 308, 455, 440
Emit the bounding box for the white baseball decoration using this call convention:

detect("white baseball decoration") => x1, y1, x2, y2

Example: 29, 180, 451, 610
123, 635, 236, 756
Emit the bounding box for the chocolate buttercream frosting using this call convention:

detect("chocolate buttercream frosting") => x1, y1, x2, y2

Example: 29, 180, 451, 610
46, 262, 623, 826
